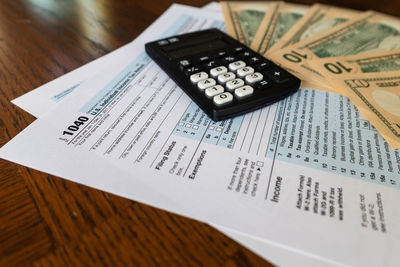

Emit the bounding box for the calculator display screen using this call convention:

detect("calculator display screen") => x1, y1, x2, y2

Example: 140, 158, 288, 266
167, 39, 228, 59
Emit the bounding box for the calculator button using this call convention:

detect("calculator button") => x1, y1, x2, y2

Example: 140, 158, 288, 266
228, 60, 246, 71
213, 92, 233, 106
199, 56, 211, 63
190, 72, 208, 83
203, 60, 219, 70
210, 66, 228, 77
168, 37, 179, 43
184, 66, 202, 76
234, 85, 254, 99
267, 67, 290, 83
255, 61, 272, 71
239, 51, 253, 59
222, 56, 237, 64
157, 40, 169, 46
246, 56, 262, 64
226, 78, 245, 91
218, 72, 235, 83
237, 66, 254, 77
233, 47, 245, 53
198, 78, 216, 90
179, 59, 191, 70
245, 72, 263, 84
216, 51, 227, 58
205, 85, 224, 98
255, 80, 273, 90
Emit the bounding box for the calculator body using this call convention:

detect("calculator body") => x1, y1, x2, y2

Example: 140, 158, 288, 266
145, 28, 300, 121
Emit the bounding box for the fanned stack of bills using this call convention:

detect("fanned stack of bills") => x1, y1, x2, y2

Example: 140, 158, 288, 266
221, 1, 400, 149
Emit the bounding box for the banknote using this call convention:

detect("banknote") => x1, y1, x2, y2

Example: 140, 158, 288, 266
220, 1, 277, 45
250, 2, 309, 54
329, 71, 400, 149
308, 48, 400, 78
221, 2, 329, 92
268, 3, 360, 53
268, 11, 400, 93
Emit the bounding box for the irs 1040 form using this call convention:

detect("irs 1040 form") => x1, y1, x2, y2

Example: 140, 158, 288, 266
11, 4, 331, 267
2, 4, 400, 267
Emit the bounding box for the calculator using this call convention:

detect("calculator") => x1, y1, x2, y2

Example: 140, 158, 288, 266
145, 28, 300, 121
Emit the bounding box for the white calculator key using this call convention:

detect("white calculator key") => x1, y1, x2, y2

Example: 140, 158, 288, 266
245, 72, 263, 84
213, 92, 233, 106
226, 78, 244, 91
237, 66, 254, 77
234, 85, 254, 99
228, 60, 246, 71
197, 78, 216, 90
217, 72, 236, 83
205, 85, 224, 98
190, 72, 208, 83
210, 66, 227, 77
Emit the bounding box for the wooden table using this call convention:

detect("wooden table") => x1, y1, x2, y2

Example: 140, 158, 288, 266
1, 1, 399, 266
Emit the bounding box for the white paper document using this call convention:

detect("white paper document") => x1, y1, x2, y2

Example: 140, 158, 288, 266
10, 4, 326, 266
2, 4, 400, 267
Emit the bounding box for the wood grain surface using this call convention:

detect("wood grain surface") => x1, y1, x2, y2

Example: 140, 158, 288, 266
0, 1, 399, 266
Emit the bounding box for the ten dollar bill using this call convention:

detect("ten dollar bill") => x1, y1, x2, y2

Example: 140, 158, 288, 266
220, 1, 277, 45
268, 11, 400, 93
250, 2, 309, 54
268, 3, 360, 53
330, 71, 400, 149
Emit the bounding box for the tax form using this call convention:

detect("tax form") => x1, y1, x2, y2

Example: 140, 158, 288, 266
10, 4, 328, 267
2, 4, 400, 267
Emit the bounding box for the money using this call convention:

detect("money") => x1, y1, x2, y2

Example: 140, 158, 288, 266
329, 71, 400, 148
308, 48, 400, 77
220, 2, 400, 147
268, 3, 360, 53
268, 11, 400, 93
250, 2, 309, 54
221, 1, 331, 92
220, 1, 277, 45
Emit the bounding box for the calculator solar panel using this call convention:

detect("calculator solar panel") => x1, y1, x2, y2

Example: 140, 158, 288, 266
145, 28, 300, 121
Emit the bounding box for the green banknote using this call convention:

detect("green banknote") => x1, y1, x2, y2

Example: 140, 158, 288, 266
268, 4, 360, 53
221, 2, 326, 92
220, 1, 276, 45
308, 48, 400, 77
268, 11, 400, 92
330, 71, 400, 149
250, 2, 309, 54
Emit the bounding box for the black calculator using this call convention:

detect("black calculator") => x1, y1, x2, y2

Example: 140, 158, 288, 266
145, 28, 300, 121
